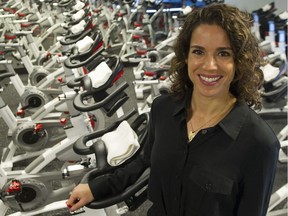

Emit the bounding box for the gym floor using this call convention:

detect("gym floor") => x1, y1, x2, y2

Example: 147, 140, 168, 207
0, 64, 286, 216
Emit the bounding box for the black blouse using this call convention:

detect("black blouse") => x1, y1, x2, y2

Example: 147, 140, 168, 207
89, 92, 280, 216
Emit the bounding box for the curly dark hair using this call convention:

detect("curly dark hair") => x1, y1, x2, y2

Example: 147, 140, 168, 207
169, 3, 264, 109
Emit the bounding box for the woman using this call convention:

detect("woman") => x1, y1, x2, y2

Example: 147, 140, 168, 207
67, 3, 280, 216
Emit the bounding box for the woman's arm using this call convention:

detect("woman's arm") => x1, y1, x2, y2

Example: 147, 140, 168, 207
236, 140, 280, 216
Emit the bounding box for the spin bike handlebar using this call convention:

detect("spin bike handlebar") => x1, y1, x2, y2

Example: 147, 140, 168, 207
69, 55, 128, 114
64, 33, 104, 69
75, 111, 150, 210
73, 81, 129, 112
64, 6, 91, 26
67, 55, 105, 89
60, 17, 93, 46
68, 55, 124, 91
262, 77, 287, 99
84, 167, 150, 210
57, 0, 75, 7
73, 108, 137, 155
60, 21, 91, 45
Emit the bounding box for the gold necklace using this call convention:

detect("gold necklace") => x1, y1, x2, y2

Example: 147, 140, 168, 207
187, 99, 236, 142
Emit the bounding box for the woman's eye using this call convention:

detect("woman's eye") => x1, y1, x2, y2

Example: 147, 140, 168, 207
218, 51, 232, 57
191, 49, 203, 55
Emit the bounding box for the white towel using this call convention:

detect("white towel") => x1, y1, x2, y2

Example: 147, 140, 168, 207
88, 61, 113, 88
101, 121, 140, 166
76, 36, 94, 53
73, 1, 85, 10
70, 20, 86, 34
262, 3, 272, 12
72, 9, 85, 21
261, 63, 280, 82
279, 11, 288, 20
182, 6, 192, 15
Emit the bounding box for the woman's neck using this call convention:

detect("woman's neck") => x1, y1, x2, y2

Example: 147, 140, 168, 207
190, 92, 236, 118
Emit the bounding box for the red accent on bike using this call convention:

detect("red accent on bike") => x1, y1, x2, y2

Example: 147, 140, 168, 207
134, 22, 142, 27
136, 49, 147, 55
144, 71, 155, 77
17, 12, 27, 17
46, 52, 51, 59
118, 12, 125, 17
16, 109, 25, 116
132, 35, 142, 40
57, 77, 63, 83
60, 118, 67, 125
89, 114, 95, 129
34, 123, 43, 132
89, 22, 94, 30
143, 37, 151, 46
6, 180, 21, 193
112, 69, 124, 83
11, 8, 17, 13
4, 34, 16, 40
82, 67, 88, 75
21, 23, 30, 28
92, 41, 104, 53
103, 21, 108, 29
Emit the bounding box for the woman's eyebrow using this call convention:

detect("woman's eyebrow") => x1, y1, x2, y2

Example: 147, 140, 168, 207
189, 45, 233, 50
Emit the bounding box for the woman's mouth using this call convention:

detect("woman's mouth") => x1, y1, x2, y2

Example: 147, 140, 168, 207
199, 75, 223, 85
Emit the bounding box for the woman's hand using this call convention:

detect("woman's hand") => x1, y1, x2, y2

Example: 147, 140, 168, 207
66, 183, 94, 212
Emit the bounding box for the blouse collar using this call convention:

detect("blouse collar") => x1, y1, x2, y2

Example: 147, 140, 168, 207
172, 90, 249, 141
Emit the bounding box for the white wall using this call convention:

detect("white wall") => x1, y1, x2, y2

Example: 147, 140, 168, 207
225, 0, 287, 14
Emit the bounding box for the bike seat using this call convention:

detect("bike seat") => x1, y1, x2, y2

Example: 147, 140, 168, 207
16, 11, 34, 18
19, 22, 39, 30
4, 31, 34, 41
2, 7, 18, 13
143, 66, 169, 79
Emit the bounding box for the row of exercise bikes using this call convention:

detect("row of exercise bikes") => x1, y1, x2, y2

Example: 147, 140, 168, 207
0, 0, 153, 215
0, 0, 286, 215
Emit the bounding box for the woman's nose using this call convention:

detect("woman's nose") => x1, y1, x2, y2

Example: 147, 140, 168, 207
203, 55, 218, 70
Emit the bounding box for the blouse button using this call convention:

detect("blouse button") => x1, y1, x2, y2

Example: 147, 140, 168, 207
202, 130, 207, 135
205, 183, 213, 191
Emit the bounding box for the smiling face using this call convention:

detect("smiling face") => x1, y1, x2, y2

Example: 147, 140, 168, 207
186, 24, 235, 100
